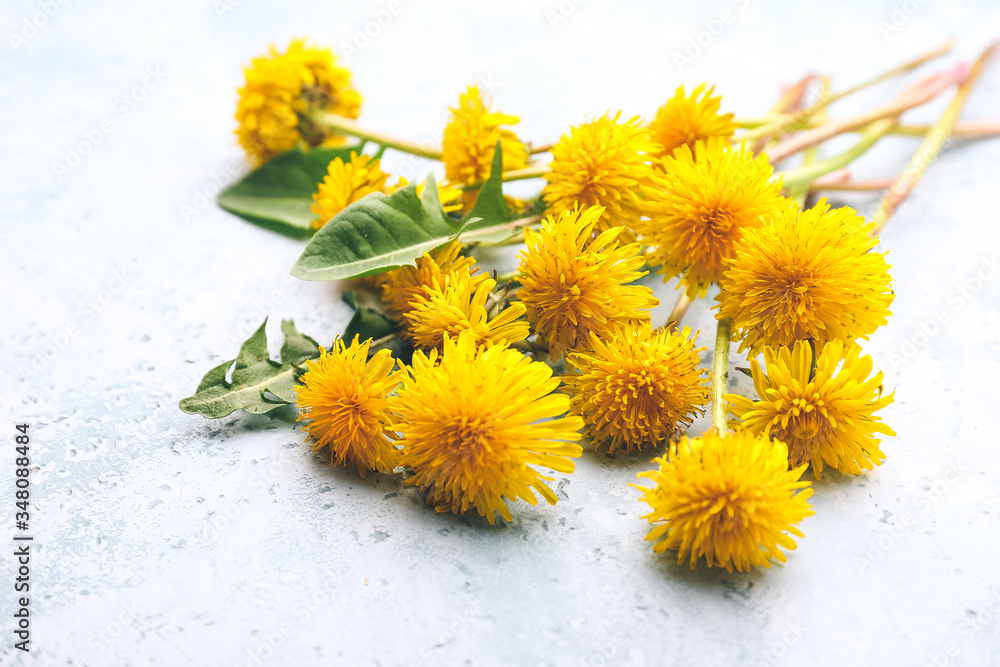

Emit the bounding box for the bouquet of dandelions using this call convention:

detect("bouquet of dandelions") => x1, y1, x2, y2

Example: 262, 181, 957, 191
181, 38, 998, 572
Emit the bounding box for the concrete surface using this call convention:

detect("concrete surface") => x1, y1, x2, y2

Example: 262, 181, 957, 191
2, 1, 1000, 665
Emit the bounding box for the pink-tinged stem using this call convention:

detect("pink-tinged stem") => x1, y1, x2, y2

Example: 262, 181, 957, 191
811, 177, 897, 192
767, 64, 967, 163
870, 42, 998, 236
739, 39, 955, 144
894, 118, 1000, 138
751, 74, 819, 153
810, 167, 851, 185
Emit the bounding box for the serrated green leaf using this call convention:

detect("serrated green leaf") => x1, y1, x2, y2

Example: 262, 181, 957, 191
217, 143, 364, 235
264, 371, 303, 405
179, 318, 321, 419
194, 359, 233, 393
279, 318, 322, 365
291, 175, 475, 281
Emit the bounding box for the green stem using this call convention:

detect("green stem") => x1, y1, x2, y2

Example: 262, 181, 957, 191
809, 176, 894, 192
870, 41, 998, 236
766, 64, 961, 164
786, 158, 817, 206
494, 270, 523, 283
777, 118, 897, 188
824, 38, 953, 103
512, 339, 550, 357
891, 120, 1000, 138
712, 317, 732, 435
737, 116, 778, 129
460, 214, 542, 246
368, 332, 399, 351
458, 164, 551, 192
665, 292, 692, 330
737, 39, 953, 142
741, 117, 1000, 139
309, 110, 443, 160
499, 164, 551, 182
786, 78, 831, 206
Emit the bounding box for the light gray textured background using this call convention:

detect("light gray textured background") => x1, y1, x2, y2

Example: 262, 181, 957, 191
2, 1, 1000, 665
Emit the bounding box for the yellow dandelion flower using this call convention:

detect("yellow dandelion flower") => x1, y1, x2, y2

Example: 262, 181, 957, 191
542, 112, 660, 237
503, 194, 529, 216
726, 340, 895, 478
296, 336, 402, 476
235, 39, 362, 164
311, 152, 390, 229
518, 205, 659, 360
649, 83, 737, 158
635, 430, 814, 572
379, 241, 488, 336
405, 271, 530, 351
638, 137, 784, 298
393, 331, 584, 524
442, 84, 529, 190
717, 198, 894, 354
565, 322, 709, 454
439, 184, 466, 213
